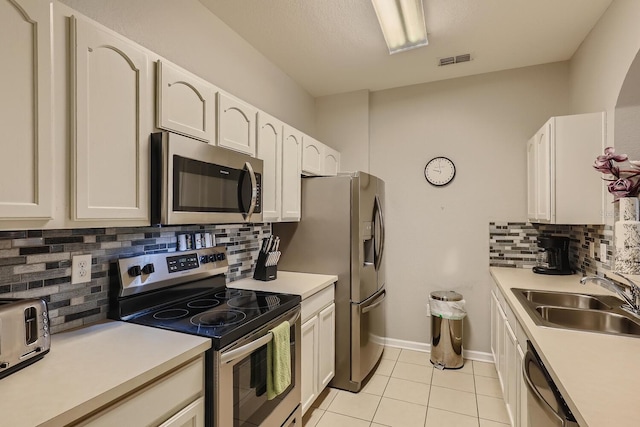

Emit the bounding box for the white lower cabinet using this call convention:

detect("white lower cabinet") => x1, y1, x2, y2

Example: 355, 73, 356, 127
301, 285, 336, 415
77, 357, 205, 427
301, 315, 319, 414
491, 287, 528, 427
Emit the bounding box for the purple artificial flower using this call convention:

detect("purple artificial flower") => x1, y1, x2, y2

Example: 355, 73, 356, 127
608, 178, 634, 199
594, 147, 627, 176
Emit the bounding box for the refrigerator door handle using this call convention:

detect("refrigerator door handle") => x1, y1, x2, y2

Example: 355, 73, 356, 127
361, 289, 386, 314
374, 195, 385, 271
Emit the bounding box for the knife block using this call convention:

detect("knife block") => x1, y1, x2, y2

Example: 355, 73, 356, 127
253, 251, 278, 281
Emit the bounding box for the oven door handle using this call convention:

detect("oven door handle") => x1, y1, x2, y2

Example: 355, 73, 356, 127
243, 161, 258, 221
221, 310, 300, 365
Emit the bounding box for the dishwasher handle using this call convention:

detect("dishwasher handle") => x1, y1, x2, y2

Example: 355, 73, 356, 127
523, 350, 578, 426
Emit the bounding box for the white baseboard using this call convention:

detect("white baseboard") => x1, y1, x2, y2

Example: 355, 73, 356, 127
383, 337, 494, 363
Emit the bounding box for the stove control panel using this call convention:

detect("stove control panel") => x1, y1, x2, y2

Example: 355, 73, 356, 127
167, 254, 199, 273
116, 246, 229, 298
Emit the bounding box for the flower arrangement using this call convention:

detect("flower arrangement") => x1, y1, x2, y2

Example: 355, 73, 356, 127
593, 147, 640, 200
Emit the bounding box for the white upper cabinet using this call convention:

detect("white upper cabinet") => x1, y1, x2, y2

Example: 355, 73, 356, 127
302, 137, 323, 176
256, 113, 302, 223
302, 136, 341, 177
217, 92, 257, 156
156, 60, 217, 142
323, 145, 341, 176
526, 112, 605, 224
70, 16, 152, 221
0, 0, 52, 220
281, 125, 303, 221
257, 112, 283, 222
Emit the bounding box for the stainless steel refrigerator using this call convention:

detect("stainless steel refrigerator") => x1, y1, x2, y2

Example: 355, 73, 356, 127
274, 172, 386, 392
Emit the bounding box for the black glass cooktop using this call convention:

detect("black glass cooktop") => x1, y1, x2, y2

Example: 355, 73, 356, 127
125, 287, 300, 350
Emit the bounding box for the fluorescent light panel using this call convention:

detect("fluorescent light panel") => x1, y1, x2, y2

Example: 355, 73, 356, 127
372, 0, 428, 54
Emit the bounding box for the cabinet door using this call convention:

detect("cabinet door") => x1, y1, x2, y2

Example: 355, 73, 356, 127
71, 16, 150, 221
526, 137, 537, 221
257, 112, 283, 222
157, 60, 216, 142
497, 302, 506, 393
281, 125, 302, 221
302, 136, 323, 176
158, 397, 204, 427
535, 122, 553, 222
301, 316, 319, 415
504, 321, 517, 427
490, 292, 498, 366
0, 0, 52, 220
322, 146, 340, 176
217, 92, 257, 156
318, 303, 336, 389
516, 343, 527, 427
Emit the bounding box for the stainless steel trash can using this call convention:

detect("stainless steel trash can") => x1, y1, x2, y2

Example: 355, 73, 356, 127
430, 291, 465, 369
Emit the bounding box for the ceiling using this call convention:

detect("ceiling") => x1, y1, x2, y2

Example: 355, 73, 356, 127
199, 0, 613, 98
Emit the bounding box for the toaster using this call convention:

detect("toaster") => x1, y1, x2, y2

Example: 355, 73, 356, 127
0, 298, 50, 379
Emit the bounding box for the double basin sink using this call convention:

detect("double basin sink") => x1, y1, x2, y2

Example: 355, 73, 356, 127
512, 288, 640, 337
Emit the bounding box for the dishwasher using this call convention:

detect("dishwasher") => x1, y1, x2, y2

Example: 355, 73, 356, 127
523, 341, 579, 427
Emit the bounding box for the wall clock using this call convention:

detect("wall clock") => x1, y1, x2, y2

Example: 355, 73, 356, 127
424, 157, 456, 186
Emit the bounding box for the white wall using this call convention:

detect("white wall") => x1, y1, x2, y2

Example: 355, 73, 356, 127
369, 63, 570, 352
315, 90, 370, 173
59, 0, 316, 133
570, 0, 640, 146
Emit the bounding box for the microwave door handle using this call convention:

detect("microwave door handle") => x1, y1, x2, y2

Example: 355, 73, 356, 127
374, 195, 385, 271
243, 161, 258, 221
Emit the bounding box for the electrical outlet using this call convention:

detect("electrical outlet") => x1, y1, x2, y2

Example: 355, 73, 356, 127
589, 242, 595, 258
71, 254, 92, 285
600, 243, 607, 261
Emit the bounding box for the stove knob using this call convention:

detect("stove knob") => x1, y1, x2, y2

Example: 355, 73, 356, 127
200, 255, 209, 264
208, 254, 217, 263
142, 263, 155, 274
216, 253, 226, 261
128, 265, 142, 277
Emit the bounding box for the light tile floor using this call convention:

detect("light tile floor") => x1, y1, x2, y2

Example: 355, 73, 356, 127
303, 347, 510, 427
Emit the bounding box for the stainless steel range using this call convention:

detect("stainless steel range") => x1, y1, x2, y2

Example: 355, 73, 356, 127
110, 246, 302, 427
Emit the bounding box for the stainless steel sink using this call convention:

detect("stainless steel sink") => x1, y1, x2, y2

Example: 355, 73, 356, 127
535, 306, 640, 336
519, 289, 611, 310
512, 288, 640, 338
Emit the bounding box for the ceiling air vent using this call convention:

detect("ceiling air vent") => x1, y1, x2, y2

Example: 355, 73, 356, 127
438, 53, 472, 66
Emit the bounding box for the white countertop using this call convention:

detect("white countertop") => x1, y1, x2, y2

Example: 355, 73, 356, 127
490, 267, 640, 427
0, 321, 210, 427
229, 271, 337, 300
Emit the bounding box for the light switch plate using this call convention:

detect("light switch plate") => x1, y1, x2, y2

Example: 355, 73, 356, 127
589, 242, 595, 258
600, 243, 607, 261
71, 254, 92, 284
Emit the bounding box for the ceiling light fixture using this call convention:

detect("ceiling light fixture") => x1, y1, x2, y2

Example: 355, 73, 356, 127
371, 0, 428, 54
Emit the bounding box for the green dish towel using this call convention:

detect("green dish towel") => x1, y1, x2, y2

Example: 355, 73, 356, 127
267, 320, 291, 400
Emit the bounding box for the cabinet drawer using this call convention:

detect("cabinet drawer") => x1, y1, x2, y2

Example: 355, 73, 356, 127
302, 285, 335, 323
77, 357, 204, 427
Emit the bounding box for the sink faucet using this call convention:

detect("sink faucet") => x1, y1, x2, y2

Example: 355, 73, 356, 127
580, 274, 640, 315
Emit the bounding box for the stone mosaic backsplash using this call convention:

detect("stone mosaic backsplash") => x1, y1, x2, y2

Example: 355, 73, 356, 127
0, 224, 270, 334
489, 222, 613, 276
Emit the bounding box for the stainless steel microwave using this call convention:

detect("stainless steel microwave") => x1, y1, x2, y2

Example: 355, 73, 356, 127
151, 132, 262, 225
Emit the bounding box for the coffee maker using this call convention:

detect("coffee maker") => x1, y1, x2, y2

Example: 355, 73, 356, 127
533, 236, 573, 275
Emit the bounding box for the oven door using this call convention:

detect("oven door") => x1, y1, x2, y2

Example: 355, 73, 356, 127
214, 307, 301, 427
151, 132, 262, 225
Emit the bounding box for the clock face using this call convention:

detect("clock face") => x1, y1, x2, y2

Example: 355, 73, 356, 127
424, 157, 456, 186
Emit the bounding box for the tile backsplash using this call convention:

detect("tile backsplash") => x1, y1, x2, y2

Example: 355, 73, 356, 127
0, 224, 270, 334
489, 222, 613, 276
